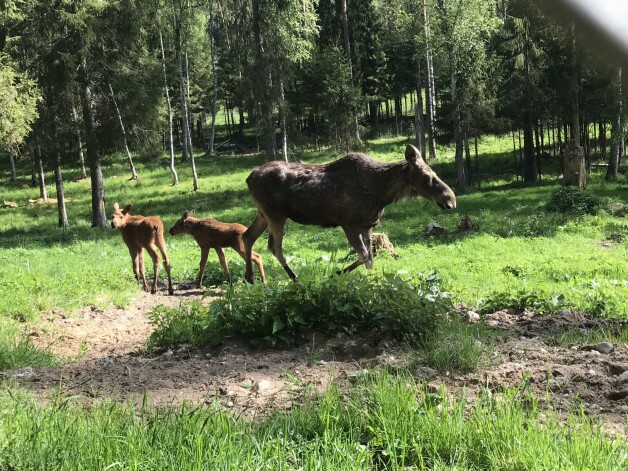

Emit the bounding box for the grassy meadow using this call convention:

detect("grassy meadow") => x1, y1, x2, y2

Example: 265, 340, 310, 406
1, 135, 628, 469
1, 135, 627, 323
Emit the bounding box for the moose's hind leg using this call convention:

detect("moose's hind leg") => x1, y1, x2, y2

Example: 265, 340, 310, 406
340, 227, 371, 274
243, 212, 268, 284
267, 219, 297, 281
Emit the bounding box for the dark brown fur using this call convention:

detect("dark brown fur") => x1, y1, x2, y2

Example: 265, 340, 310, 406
111, 203, 174, 295
170, 211, 266, 287
243, 145, 456, 283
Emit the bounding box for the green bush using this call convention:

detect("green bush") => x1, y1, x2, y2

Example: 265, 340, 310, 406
149, 271, 453, 347
545, 186, 607, 215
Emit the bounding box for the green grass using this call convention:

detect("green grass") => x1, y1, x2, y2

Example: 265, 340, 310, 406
0, 374, 625, 470
1, 136, 627, 367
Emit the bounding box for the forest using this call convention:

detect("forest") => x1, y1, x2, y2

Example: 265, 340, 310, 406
1, 0, 625, 221
1, 0, 628, 469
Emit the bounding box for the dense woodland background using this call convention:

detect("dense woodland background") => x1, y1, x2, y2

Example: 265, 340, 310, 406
0, 0, 625, 227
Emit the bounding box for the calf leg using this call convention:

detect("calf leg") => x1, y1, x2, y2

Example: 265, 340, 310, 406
243, 212, 268, 284
197, 246, 210, 288
233, 241, 267, 288
267, 219, 297, 281
340, 227, 371, 274
128, 245, 142, 285
155, 235, 174, 295
145, 243, 161, 294
215, 247, 230, 281
138, 249, 149, 292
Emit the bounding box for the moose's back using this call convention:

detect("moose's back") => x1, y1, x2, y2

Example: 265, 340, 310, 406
246, 154, 387, 228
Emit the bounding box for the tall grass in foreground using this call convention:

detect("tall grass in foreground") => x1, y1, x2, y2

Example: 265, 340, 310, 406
0, 375, 625, 470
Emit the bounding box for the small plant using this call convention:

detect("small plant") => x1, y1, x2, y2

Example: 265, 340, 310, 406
545, 186, 607, 215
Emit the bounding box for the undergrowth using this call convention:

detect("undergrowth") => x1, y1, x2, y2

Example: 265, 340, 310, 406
149, 270, 452, 347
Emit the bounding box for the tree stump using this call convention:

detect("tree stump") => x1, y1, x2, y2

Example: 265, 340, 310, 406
563, 140, 586, 188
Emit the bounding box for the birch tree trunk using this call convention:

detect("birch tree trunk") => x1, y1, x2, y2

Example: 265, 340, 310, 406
160, 30, 178, 185
340, 0, 361, 145
414, 53, 425, 157
208, 5, 217, 155
424, 0, 437, 160
8, 148, 16, 183
252, 0, 276, 161
79, 56, 107, 228
183, 50, 198, 189
37, 149, 48, 202
54, 155, 68, 228
279, 77, 288, 162
108, 83, 138, 180
71, 106, 88, 179
174, 22, 188, 163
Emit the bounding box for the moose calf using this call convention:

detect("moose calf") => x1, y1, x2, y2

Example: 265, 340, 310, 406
111, 203, 174, 295
169, 211, 266, 287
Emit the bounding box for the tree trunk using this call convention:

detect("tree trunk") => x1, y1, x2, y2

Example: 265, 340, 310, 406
183, 51, 198, 191
424, 0, 437, 160
8, 147, 16, 183
564, 23, 586, 188
54, 155, 68, 228
452, 72, 466, 193
279, 77, 288, 162
414, 41, 425, 155
108, 83, 138, 180
252, 0, 276, 160
208, 6, 218, 155
607, 67, 622, 181
340, 0, 361, 145
78, 56, 107, 228
522, 17, 538, 183
174, 22, 189, 163
71, 106, 88, 179
37, 149, 48, 202
599, 121, 607, 159
159, 31, 179, 185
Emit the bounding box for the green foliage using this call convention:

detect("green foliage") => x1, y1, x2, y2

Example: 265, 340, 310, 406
150, 270, 452, 346
0, 375, 625, 470
545, 186, 608, 215
0, 55, 40, 148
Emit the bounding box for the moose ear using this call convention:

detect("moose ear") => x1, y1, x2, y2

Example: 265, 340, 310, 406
182, 210, 189, 219
113, 202, 120, 211
190, 209, 196, 216
124, 204, 133, 214
405, 144, 423, 165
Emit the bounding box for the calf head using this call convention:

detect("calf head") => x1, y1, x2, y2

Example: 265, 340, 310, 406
111, 203, 133, 229
404, 145, 457, 210
169, 210, 195, 236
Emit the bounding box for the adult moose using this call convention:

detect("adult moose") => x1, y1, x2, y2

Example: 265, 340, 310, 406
242, 145, 456, 283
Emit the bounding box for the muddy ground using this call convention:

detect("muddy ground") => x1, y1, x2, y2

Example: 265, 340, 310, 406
11, 286, 628, 435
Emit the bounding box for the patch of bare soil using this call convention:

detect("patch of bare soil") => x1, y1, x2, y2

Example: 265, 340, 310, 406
16, 298, 628, 435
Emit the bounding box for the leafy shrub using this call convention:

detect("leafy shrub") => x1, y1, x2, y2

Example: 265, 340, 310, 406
545, 186, 607, 215
149, 271, 453, 347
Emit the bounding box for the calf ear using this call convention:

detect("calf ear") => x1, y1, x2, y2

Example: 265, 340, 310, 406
190, 209, 196, 216
113, 202, 120, 211
182, 210, 189, 219
405, 144, 423, 165
124, 204, 133, 214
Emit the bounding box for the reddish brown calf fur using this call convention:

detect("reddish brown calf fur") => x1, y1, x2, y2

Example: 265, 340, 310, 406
169, 211, 266, 287
111, 203, 174, 295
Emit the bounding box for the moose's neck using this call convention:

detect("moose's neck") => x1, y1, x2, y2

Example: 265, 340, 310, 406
378, 161, 417, 207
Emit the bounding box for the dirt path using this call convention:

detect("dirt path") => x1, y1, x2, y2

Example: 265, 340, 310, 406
15, 290, 628, 435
